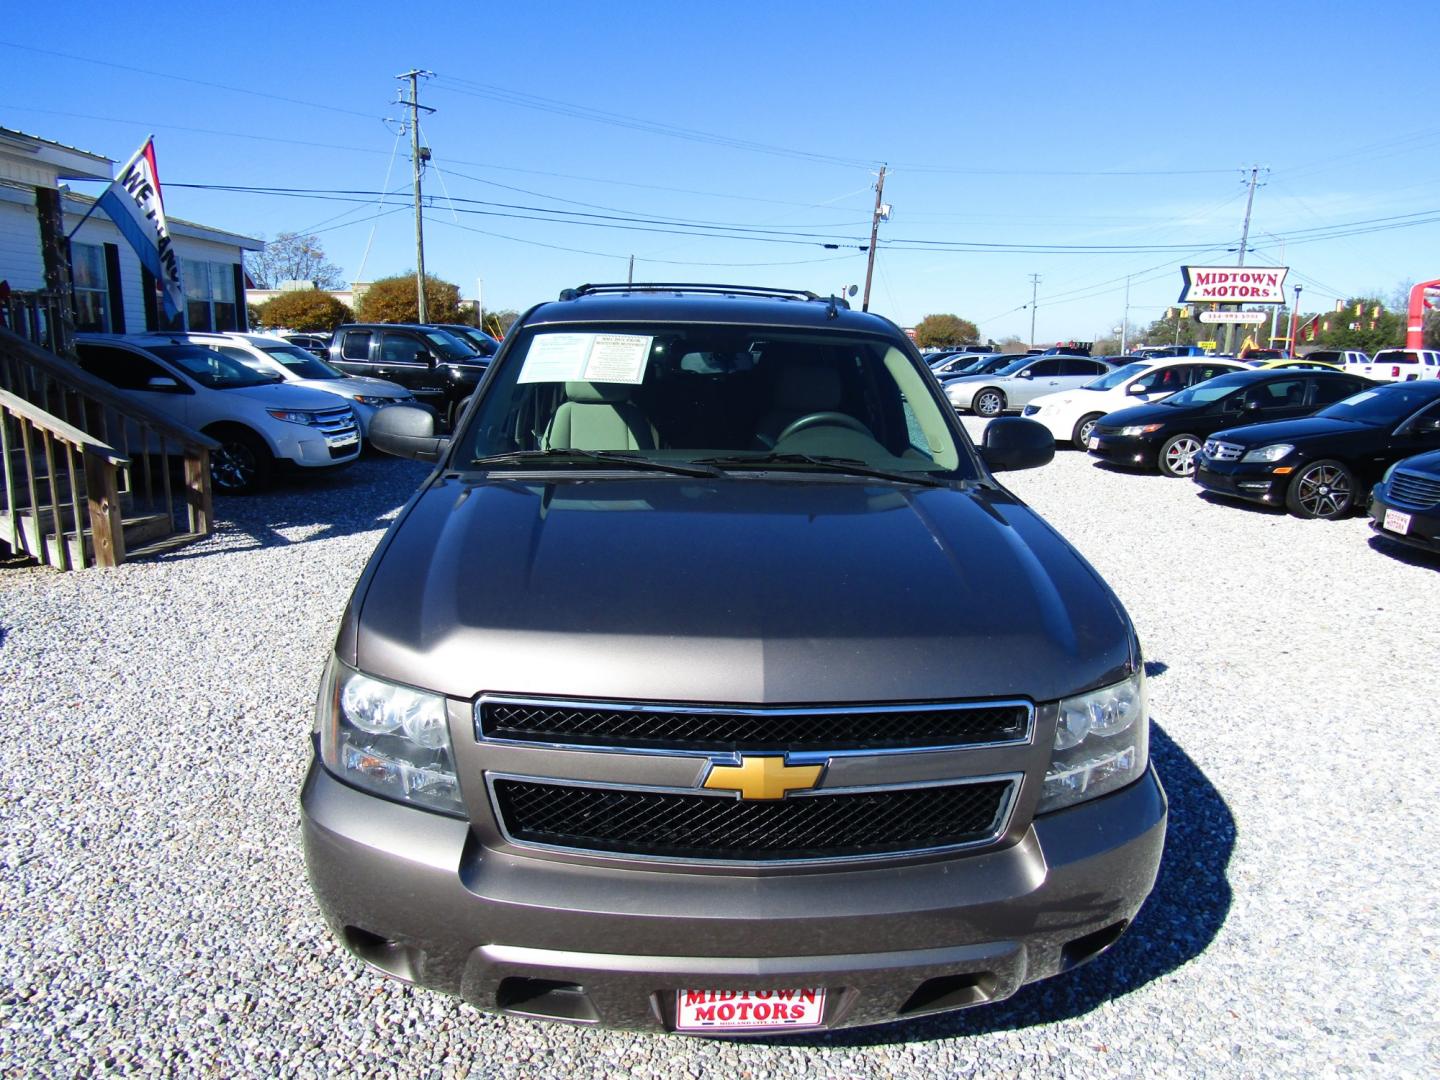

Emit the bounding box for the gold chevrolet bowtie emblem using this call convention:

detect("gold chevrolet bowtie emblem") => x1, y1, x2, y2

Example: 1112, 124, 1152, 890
702, 755, 823, 800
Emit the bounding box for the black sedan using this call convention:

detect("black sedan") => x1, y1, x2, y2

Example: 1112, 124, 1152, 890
1193, 381, 1440, 518
1369, 449, 1440, 556
1089, 369, 1372, 477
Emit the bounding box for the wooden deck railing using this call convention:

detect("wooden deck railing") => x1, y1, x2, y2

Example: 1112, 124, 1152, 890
0, 326, 218, 569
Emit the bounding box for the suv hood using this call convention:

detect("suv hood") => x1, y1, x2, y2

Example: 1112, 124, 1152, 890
349, 476, 1135, 705
293, 376, 407, 398
226, 382, 351, 409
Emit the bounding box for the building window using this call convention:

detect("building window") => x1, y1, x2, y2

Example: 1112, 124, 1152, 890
72, 243, 109, 332
182, 259, 239, 332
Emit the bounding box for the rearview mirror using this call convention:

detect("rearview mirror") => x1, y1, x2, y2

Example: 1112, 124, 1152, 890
368, 405, 449, 462
980, 417, 1055, 472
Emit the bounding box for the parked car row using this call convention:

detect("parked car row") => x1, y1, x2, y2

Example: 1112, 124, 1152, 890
945, 351, 1440, 558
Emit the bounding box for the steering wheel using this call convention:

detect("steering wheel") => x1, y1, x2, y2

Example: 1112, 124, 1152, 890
776, 411, 871, 443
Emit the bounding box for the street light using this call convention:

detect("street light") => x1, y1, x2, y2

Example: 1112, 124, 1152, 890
1288, 284, 1303, 357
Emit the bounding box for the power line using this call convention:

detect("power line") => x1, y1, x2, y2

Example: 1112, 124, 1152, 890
0, 40, 381, 120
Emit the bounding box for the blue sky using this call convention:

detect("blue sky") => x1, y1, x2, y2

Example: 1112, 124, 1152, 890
3, 1, 1437, 342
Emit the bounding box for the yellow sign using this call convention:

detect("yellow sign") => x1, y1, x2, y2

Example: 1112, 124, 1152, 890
1198, 340, 1218, 350
702, 756, 823, 800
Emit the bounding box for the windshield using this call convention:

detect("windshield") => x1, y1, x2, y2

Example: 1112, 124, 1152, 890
422, 330, 479, 361
1317, 384, 1440, 425
259, 343, 345, 379
447, 326, 499, 356
149, 346, 278, 389
1086, 361, 1151, 390
1159, 373, 1247, 407
956, 354, 1020, 376
456, 325, 974, 480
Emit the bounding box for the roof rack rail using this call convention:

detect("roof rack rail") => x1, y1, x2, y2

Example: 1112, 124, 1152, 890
558, 283, 824, 302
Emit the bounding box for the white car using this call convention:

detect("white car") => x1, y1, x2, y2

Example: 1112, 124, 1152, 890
187, 332, 415, 436
1021, 357, 1248, 447
945, 354, 1114, 416
75, 334, 361, 493
1356, 348, 1440, 383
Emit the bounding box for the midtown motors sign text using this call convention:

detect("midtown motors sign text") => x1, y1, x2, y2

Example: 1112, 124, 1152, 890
1179, 266, 1289, 304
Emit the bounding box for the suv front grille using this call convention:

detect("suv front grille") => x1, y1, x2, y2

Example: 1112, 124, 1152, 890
478, 697, 1031, 752
1388, 469, 1440, 509
491, 777, 1015, 862
1202, 439, 1243, 462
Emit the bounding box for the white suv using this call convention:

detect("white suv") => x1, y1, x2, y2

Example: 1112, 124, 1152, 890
186, 332, 415, 437
75, 334, 361, 493
1022, 357, 1247, 447
1357, 348, 1440, 383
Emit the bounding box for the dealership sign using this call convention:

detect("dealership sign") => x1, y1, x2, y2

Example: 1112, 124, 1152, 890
1179, 266, 1289, 304
1198, 310, 1268, 324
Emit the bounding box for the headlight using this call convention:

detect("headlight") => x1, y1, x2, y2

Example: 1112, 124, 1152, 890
1119, 424, 1163, 436
1037, 670, 1148, 814
317, 659, 463, 815
1023, 405, 1040, 416
1242, 443, 1294, 463
267, 409, 320, 426
351, 394, 402, 406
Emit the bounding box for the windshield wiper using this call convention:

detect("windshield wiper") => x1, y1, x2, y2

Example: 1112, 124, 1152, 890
470, 449, 721, 477
694, 453, 951, 488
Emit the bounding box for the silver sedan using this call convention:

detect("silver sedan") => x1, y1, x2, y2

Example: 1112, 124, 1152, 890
946, 354, 1114, 416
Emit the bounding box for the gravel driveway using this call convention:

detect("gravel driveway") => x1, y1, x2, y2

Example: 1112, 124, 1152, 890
2, 435, 1436, 1078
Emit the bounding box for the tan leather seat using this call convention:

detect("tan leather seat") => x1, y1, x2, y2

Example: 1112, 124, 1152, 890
544, 381, 658, 451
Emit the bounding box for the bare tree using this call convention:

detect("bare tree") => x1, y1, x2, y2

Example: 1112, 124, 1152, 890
245, 233, 347, 290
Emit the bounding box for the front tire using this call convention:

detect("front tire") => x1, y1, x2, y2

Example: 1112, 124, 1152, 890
1285, 459, 1355, 519
974, 389, 1006, 417
1158, 433, 1203, 478
1072, 413, 1103, 449
207, 426, 274, 495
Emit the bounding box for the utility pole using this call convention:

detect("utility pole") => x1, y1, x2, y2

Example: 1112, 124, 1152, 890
1225, 164, 1263, 354
1028, 273, 1041, 347
1289, 284, 1303, 357
1120, 275, 1131, 356
397, 69, 435, 321
627, 254, 634, 285
861, 165, 887, 313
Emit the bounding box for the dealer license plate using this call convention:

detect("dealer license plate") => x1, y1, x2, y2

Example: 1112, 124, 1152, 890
675, 989, 825, 1032
1087, 436, 1099, 450
1383, 508, 1412, 535
327, 434, 359, 449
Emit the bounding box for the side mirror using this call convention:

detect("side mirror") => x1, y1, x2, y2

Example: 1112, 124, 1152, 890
1127, 383, 1150, 396
1016, 369, 1034, 379
368, 405, 450, 462
980, 417, 1055, 472
146, 376, 183, 392
1242, 397, 1263, 411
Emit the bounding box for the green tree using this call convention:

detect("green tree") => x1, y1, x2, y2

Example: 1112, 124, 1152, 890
913, 313, 981, 349
1425, 309, 1440, 349
256, 290, 351, 331
355, 274, 465, 323
481, 308, 520, 338
1307, 297, 1404, 353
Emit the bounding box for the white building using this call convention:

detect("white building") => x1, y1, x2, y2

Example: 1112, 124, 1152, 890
0, 128, 262, 343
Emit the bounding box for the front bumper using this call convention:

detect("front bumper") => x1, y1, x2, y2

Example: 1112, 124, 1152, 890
1087, 433, 1158, 469
1193, 456, 1288, 506
1020, 405, 1074, 442
1368, 488, 1440, 555
301, 761, 1166, 1032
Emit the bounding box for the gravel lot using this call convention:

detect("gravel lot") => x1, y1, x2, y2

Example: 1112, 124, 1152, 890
2, 432, 1437, 1078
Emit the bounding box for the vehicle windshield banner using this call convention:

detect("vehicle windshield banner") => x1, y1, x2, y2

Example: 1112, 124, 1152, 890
1179, 266, 1289, 304
95, 136, 184, 318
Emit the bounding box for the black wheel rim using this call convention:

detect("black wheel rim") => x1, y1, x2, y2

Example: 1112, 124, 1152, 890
213, 441, 257, 490
1296, 464, 1351, 516
1164, 437, 1201, 477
